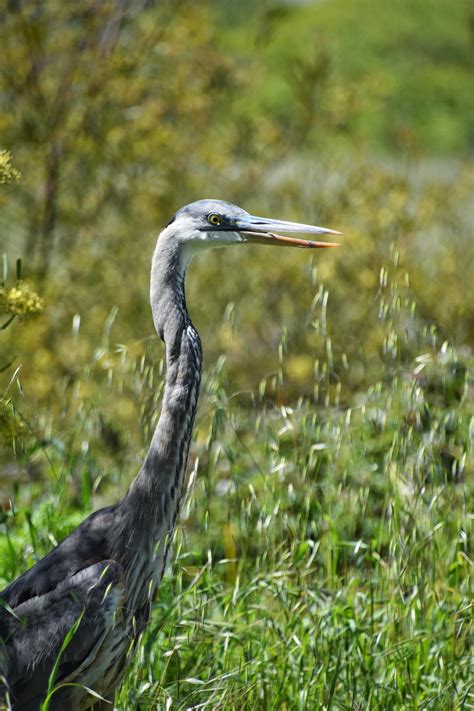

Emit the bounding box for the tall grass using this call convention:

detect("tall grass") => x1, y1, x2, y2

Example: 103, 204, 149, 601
1, 247, 472, 710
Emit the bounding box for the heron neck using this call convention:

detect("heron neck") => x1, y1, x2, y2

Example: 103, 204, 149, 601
117, 241, 202, 565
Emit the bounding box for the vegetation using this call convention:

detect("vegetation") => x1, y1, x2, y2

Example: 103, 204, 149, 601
1, 1, 472, 708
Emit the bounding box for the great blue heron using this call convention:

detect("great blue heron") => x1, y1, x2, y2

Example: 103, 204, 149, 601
0, 199, 339, 709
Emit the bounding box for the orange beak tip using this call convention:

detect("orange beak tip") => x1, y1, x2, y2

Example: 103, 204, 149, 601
312, 241, 340, 248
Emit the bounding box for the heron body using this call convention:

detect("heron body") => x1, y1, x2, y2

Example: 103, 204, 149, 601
0, 200, 339, 709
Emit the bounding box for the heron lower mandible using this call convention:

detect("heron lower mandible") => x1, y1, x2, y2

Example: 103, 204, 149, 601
0, 200, 340, 710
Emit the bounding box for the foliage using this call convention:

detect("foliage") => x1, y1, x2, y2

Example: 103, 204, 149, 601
1, 150, 42, 454
0, 0, 261, 273
214, 0, 474, 154
0, 1, 473, 708
0, 0, 472, 408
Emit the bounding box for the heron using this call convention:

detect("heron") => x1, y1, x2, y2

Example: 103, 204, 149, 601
0, 199, 340, 709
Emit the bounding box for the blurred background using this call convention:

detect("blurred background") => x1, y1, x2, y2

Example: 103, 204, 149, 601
1, 0, 473, 494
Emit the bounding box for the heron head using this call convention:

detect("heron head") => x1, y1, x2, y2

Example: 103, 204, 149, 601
160, 199, 341, 269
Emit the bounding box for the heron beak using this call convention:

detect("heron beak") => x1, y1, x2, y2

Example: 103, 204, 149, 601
238, 215, 341, 249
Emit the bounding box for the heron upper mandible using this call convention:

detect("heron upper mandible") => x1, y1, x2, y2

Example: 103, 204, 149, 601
0, 199, 340, 710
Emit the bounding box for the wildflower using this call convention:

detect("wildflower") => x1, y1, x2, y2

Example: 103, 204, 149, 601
0, 149, 20, 184
0, 281, 44, 318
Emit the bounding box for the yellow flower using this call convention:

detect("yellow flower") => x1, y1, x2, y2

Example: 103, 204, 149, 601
0, 149, 20, 184
0, 282, 44, 318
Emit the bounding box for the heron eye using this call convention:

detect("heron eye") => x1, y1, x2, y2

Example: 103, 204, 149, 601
208, 213, 222, 226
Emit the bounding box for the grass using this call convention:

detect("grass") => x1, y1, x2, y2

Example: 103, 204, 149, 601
1, 252, 473, 710
118, 344, 472, 709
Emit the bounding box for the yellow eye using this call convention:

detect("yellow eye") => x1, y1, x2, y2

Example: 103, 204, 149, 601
208, 213, 222, 226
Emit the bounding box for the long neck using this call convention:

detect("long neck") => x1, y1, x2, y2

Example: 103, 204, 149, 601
116, 237, 202, 571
